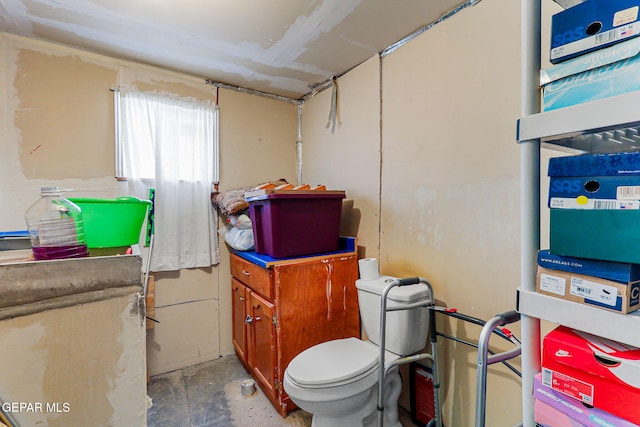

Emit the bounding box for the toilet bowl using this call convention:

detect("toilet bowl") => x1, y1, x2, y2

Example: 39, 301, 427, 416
283, 338, 403, 427
284, 272, 432, 427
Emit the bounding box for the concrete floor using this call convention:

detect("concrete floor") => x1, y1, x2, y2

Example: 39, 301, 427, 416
147, 355, 419, 427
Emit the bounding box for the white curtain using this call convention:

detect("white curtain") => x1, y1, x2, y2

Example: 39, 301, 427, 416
119, 89, 220, 271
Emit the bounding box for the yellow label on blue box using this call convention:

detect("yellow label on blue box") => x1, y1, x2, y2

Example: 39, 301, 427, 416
549, 197, 640, 209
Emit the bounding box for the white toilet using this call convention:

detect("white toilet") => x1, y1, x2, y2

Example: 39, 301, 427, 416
283, 274, 431, 427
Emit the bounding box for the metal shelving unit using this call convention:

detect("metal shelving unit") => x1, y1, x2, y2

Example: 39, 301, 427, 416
518, 1, 640, 426
517, 90, 640, 152
518, 290, 640, 347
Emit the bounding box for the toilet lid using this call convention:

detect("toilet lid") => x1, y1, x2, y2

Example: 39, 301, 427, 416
287, 338, 379, 386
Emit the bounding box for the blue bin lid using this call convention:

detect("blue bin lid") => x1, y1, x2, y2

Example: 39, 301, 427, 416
0, 230, 29, 238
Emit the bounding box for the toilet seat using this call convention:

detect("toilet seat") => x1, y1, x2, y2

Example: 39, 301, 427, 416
286, 338, 386, 388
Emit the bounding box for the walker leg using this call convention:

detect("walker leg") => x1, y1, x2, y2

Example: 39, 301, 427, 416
429, 307, 443, 427
475, 311, 521, 427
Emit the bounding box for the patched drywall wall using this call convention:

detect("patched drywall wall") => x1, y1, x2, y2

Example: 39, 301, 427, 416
0, 32, 298, 377
146, 268, 221, 376
14, 49, 117, 180
0, 35, 123, 230
300, 1, 528, 425
214, 87, 298, 365
302, 55, 381, 258
216, 88, 298, 189
0, 294, 146, 427
379, 2, 522, 424
0, 0, 466, 98
0, 33, 223, 231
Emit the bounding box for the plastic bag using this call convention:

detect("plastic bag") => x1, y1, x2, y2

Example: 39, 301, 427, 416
228, 214, 253, 229
221, 213, 254, 251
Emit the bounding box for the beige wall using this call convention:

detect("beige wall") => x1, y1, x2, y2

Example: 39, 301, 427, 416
300, 1, 535, 425
302, 55, 381, 258
382, 3, 521, 424
217, 89, 298, 190
0, 33, 298, 377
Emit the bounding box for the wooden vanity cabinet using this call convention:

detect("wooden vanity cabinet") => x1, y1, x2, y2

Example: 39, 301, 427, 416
230, 251, 361, 416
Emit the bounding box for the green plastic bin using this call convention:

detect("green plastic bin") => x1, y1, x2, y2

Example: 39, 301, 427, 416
68, 197, 151, 248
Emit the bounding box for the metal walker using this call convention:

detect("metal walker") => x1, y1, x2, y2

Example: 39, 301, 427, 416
375, 277, 522, 427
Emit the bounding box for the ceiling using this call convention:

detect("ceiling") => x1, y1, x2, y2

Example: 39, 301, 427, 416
0, 0, 473, 99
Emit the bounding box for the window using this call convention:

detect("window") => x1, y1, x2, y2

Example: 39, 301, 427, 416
115, 89, 220, 271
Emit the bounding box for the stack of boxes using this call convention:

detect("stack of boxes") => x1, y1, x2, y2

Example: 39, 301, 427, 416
542, 151, 640, 315
536, 2, 640, 425
537, 327, 640, 426
536, 151, 640, 425
542, 0, 640, 111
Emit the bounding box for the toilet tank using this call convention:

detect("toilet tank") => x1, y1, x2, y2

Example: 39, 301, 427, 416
356, 276, 431, 356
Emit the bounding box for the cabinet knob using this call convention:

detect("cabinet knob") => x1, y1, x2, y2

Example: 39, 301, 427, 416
240, 296, 245, 302
242, 269, 251, 276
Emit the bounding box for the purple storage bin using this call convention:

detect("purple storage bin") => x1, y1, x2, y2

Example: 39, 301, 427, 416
246, 191, 345, 259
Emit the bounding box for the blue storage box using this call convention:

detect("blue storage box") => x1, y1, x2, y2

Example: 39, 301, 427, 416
548, 175, 640, 208
548, 150, 640, 177
548, 151, 640, 207
548, 151, 640, 263
538, 249, 640, 283
542, 37, 640, 111
551, 0, 640, 63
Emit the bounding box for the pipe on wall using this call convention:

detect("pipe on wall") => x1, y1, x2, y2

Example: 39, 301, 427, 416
297, 102, 303, 185
381, 0, 483, 57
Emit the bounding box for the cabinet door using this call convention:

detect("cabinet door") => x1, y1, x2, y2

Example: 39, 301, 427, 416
231, 278, 248, 364
247, 290, 277, 399
275, 256, 360, 369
